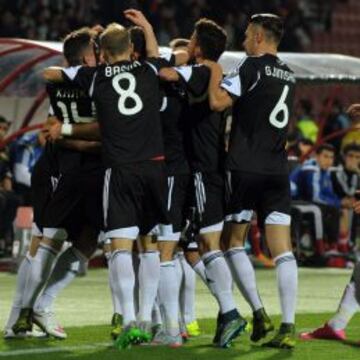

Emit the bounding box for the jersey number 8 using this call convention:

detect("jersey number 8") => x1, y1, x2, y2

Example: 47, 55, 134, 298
269, 85, 289, 129
112, 73, 143, 116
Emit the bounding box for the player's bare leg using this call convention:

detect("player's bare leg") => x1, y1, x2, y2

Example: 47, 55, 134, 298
137, 235, 160, 339
199, 227, 247, 348
224, 220, 273, 342
263, 221, 298, 349
34, 225, 98, 339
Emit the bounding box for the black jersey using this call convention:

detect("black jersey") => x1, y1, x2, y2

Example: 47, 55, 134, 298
221, 54, 296, 175
46, 81, 100, 174
160, 81, 191, 175
176, 65, 226, 173
63, 58, 173, 168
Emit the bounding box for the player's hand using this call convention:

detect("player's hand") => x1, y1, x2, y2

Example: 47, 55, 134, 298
91, 24, 104, 35
124, 9, 151, 29
347, 104, 360, 122
42, 119, 63, 141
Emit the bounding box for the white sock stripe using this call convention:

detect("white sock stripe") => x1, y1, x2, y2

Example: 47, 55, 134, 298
274, 252, 296, 266
224, 247, 246, 258
111, 250, 131, 261
202, 251, 223, 266
167, 176, 175, 211
160, 261, 175, 267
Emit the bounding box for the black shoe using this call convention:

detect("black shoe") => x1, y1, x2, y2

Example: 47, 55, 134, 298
218, 310, 247, 348
251, 308, 274, 342
212, 312, 223, 345
262, 323, 296, 349
12, 308, 33, 334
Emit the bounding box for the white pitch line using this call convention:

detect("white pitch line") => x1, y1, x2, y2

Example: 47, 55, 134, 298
0, 342, 111, 357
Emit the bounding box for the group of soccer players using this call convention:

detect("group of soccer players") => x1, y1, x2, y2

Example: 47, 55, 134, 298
4, 9, 300, 350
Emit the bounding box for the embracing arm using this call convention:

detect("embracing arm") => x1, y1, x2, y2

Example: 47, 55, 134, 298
203, 61, 233, 112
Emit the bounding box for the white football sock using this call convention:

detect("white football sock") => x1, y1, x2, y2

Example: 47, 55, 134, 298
110, 250, 136, 325
329, 282, 359, 331
274, 252, 298, 324
158, 261, 180, 336
225, 247, 263, 312
35, 247, 86, 313
138, 251, 160, 322
152, 296, 162, 326
192, 259, 208, 285
174, 253, 184, 289
105, 251, 122, 315
202, 250, 237, 314
22, 244, 59, 308
180, 255, 196, 324
5, 253, 32, 329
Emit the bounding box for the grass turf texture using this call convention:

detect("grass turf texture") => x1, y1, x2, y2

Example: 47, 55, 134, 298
0, 268, 359, 359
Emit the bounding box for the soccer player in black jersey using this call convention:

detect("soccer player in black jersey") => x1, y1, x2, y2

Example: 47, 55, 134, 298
43, 10, 188, 347
160, 19, 247, 348
205, 14, 298, 349
12, 27, 104, 339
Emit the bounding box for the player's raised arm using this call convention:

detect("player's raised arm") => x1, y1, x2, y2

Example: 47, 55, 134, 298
124, 9, 159, 58
203, 61, 233, 112
43, 67, 65, 82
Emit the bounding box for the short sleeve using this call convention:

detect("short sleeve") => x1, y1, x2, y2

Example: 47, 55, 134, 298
146, 56, 175, 75
221, 57, 258, 100
62, 66, 98, 96
175, 65, 210, 97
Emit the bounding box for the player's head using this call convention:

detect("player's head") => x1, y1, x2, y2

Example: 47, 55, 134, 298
169, 38, 190, 51
343, 143, 360, 171
63, 27, 97, 67
129, 26, 146, 61
188, 18, 227, 62
0, 116, 10, 140
316, 143, 335, 170
100, 23, 133, 63
298, 138, 314, 157
243, 14, 283, 56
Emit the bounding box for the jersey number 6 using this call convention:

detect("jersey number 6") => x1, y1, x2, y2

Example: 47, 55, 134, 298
269, 85, 289, 129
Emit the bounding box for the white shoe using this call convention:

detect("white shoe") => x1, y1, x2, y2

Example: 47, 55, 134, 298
3, 328, 47, 339
33, 310, 67, 339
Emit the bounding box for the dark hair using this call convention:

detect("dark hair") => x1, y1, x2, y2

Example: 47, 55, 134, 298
0, 115, 9, 125
316, 143, 335, 155
250, 13, 284, 44
299, 98, 313, 115
194, 18, 227, 61
63, 27, 94, 66
129, 26, 146, 61
169, 38, 189, 50
343, 143, 360, 155
299, 138, 314, 146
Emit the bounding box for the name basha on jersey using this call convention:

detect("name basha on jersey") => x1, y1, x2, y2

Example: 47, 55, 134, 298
221, 54, 296, 175
175, 65, 226, 173
46, 81, 100, 173
160, 81, 191, 176
62, 57, 174, 169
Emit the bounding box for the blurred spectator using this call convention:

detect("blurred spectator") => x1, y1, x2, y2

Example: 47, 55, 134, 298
322, 98, 351, 151
290, 144, 340, 251
296, 99, 319, 143
0, 116, 21, 256
331, 143, 360, 253
341, 103, 360, 151
9, 131, 46, 206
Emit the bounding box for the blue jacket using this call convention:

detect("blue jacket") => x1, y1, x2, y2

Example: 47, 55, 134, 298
290, 159, 340, 208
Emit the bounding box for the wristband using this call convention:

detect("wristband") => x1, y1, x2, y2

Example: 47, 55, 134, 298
61, 124, 73, 136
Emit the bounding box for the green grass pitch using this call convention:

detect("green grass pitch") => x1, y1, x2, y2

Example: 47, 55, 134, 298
0, 268, 359, 359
